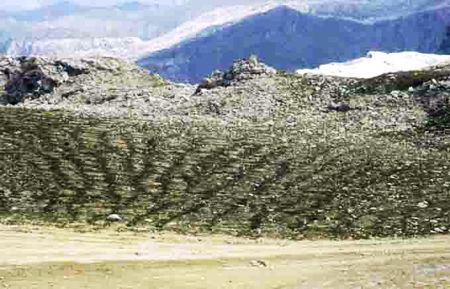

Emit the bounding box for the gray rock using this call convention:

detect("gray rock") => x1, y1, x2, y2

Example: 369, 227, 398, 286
194, 55, 276, 94
107, 214, 123, 221
1, 57, 92, 104
390, 90, 401, 97
417, 201, 429, 209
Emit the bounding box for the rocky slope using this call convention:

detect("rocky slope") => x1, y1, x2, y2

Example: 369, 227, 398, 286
138, 5, 450, 83
0, 56, 449, 238
0, 56, 182, 114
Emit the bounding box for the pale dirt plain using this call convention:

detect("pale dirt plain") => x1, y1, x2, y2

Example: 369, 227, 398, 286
0, 225, 449, 289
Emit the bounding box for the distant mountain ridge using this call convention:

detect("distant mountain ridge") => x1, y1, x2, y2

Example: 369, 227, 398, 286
2, 0, 450, 82
137, 5, 450, 83
1, 0, 449, 50
6, 37, 145, 59
0, 0, 190, 41
11, 1, 87, 22
3, 2, 281, 59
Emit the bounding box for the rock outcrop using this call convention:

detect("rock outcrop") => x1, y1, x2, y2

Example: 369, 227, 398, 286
194, 55, 276, 94
1, 57, 91, 104
0, 56, 171, 106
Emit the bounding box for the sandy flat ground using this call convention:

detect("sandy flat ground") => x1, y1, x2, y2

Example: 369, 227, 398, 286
0, 225, 449, 289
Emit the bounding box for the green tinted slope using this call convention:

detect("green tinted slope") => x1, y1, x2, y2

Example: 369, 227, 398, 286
0, 99, 448, 238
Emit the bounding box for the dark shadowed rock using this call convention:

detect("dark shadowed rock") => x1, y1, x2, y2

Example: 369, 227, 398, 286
2, 57, 90, 104
0, 56, 170, 107
327, 103, 353, 113
250, 260, 268, 267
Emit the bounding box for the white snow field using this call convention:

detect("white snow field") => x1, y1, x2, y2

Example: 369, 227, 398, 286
296, 51, 450, 78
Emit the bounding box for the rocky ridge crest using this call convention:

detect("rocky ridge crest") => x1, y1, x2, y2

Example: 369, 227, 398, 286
0, 56, 175, 112
0, 55, 449, 130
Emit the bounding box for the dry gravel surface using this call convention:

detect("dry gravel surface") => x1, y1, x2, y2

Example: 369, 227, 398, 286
0, 225, 449, 289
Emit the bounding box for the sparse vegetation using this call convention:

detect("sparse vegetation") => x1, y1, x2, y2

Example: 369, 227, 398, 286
0, 79, 449, 239
0, 57, 449, 239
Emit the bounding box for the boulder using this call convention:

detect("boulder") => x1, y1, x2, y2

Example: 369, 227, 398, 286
194, 55, 276, 94
1, 57, 91, 104
106, 214, 123, 222
0, 56, 149, 105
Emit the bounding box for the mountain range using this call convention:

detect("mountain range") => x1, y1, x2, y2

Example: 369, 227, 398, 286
138, 5, 450, 82
2, 0, 450, 82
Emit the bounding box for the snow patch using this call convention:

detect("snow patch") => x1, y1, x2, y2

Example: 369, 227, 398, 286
296, 51, 450, 78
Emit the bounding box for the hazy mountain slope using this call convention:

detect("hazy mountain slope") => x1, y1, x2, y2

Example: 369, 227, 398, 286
0, 1, 185, 41
11, 1, 88, 22
4, 3, 281, 59
0, 0, 267, 42
0, 32, 12, 54
291, 0, 450, 20
138, 6, 372, 83
134, 2, 294, 59
138, 5, 450, 83
2, 0, 449, 59
6, 37, 145, 59
0, 1, 276, 58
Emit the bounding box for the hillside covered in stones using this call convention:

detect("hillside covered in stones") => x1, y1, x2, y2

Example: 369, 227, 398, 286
0, 56, 449, 239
